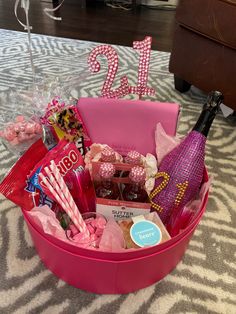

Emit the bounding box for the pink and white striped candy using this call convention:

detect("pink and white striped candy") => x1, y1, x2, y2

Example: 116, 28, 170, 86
39, 160, 90, 238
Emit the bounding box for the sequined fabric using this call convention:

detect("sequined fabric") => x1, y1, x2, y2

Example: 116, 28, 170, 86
151, 131, 206, 224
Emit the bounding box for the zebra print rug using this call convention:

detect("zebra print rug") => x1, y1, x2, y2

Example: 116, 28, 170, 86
0, 29, 235, 314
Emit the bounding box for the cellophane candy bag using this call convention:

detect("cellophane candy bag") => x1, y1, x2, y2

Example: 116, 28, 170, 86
31, 76, 92, 155
0, 91, 42, 156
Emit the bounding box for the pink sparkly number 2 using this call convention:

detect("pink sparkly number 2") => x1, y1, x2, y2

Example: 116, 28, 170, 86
88, 36, 155, 99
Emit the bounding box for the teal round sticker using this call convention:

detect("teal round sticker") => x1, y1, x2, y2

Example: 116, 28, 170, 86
130, 221, 162, 247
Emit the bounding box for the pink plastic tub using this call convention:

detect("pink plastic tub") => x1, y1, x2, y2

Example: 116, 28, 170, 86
23, 204, 206, 294
22, 98, 209, 294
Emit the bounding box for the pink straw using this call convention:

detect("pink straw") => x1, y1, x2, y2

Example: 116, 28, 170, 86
44, 166, 71, 215
49, 161, 89, 237
39, 173, 75, 225
39, 161, 89, 237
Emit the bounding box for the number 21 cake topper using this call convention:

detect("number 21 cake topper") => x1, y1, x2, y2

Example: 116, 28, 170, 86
88, 36, 156, 99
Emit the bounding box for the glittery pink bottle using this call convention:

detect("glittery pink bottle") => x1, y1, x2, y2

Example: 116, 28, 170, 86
123, 166, 148, 202
150, 91, 224, 235
95, 163, 120, 200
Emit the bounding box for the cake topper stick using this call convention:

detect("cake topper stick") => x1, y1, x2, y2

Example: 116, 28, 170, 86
14, 0, 66, 82
14, 0, 35, 80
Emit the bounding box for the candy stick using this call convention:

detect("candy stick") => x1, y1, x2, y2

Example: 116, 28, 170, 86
49, 161, 89, 237
39, 173, 77, 227
49, 161, 76, 216
44, 166, 71, 214
39, 171, 89, 237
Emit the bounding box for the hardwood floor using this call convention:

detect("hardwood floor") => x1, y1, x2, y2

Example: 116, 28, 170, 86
0, 0, 176, 51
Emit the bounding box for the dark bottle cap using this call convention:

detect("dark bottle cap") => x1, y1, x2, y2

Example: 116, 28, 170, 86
203, 91, 224, 112
192, 91, 224, 137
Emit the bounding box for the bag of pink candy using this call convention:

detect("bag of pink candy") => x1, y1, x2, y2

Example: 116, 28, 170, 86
0, 76, 91, 156
0, 91, 42, 156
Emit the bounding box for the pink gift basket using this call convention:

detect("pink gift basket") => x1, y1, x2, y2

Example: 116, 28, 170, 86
20, 97, 209, 294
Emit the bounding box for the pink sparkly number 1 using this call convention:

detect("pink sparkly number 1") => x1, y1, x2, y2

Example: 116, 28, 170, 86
129, 37, 155, 99
88, 36, 155, 99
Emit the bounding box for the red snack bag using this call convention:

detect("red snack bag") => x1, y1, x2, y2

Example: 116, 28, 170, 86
30, 141, 96, 213
0, 139, 48, 210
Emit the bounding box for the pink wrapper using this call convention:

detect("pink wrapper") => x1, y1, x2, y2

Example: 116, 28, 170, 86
155, 123, 181, 164
173, 178, 212, 234
27, 206, 71, 243
27, 207, 125, 251
27, 206, 96, 248
99, 219, 126, 252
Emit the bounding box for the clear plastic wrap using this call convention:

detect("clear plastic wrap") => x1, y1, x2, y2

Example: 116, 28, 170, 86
33, 75, 92, 154
0, 74, 90, 156
0, 90, 42, 156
